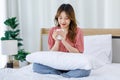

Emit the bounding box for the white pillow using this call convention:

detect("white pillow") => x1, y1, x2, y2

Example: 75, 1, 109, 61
84, 34, 112, 69
26, 51, 92, 70
27, 34, 112, 70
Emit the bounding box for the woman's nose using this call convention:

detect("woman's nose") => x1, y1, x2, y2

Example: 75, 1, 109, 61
61, 19, 66, 23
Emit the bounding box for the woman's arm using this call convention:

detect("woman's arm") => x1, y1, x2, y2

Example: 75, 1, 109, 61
60, 28, 84, 53
48, 28, 60, 51
61, 40, 79, 53
57, 29, 80, 53
50, 40, 60, 51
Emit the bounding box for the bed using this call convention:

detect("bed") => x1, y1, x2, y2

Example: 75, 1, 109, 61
0, 28, 120, 80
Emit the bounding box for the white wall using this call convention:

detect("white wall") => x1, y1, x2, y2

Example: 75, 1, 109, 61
6, 0, 120, 52
105, 0, 120, 28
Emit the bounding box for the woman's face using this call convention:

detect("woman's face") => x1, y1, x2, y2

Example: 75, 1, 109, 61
58, 11, 71, 29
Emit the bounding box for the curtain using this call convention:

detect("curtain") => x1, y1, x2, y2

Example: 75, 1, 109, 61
0, 0, 7, 68
6, 0, 120, 52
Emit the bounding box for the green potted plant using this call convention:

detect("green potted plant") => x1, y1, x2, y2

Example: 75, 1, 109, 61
1, 17, 30, 67
14, 49, 30, 62
14, 49, 30, 67
1, 17, 23, 45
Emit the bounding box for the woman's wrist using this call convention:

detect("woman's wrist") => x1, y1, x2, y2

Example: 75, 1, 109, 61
61, 39, 66, 44
55, 40, 60, 44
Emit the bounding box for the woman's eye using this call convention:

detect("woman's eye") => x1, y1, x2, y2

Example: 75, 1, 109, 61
65, 17, 69, 20
58, 17, 62, 19
58, 17, 69, 20
65, 18, 68, 20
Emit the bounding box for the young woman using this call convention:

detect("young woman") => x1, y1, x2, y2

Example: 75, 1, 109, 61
33, 3, 91, 78
48, 4, 84, 53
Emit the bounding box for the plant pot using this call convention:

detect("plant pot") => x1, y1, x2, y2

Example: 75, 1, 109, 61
19, 61, 28, 67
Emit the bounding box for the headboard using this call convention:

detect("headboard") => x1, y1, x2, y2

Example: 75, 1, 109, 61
40, 28, 120, 63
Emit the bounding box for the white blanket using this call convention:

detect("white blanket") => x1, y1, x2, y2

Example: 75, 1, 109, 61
0, 63, 120, 80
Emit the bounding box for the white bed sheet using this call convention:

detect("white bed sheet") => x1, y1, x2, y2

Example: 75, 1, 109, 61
0, 63, 120, 80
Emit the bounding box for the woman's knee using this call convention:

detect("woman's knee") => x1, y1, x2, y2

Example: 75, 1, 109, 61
33, 63, 61, 74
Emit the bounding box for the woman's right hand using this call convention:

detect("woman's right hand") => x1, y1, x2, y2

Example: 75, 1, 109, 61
52, 30, 58, 41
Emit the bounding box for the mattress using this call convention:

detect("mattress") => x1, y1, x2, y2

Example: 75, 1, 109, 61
0, 63, 120, 80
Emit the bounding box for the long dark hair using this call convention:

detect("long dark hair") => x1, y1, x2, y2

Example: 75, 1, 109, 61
54, 4, 77, 42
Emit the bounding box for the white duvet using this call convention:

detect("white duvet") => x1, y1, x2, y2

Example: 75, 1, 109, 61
0, 63, 120, 80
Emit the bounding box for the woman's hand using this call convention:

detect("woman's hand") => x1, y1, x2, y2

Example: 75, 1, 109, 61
52, 29, 67, 41
58, 29, 67, 41
52, 30, 59, 41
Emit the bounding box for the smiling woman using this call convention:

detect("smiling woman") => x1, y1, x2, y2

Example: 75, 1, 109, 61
0, 0, 7, 68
